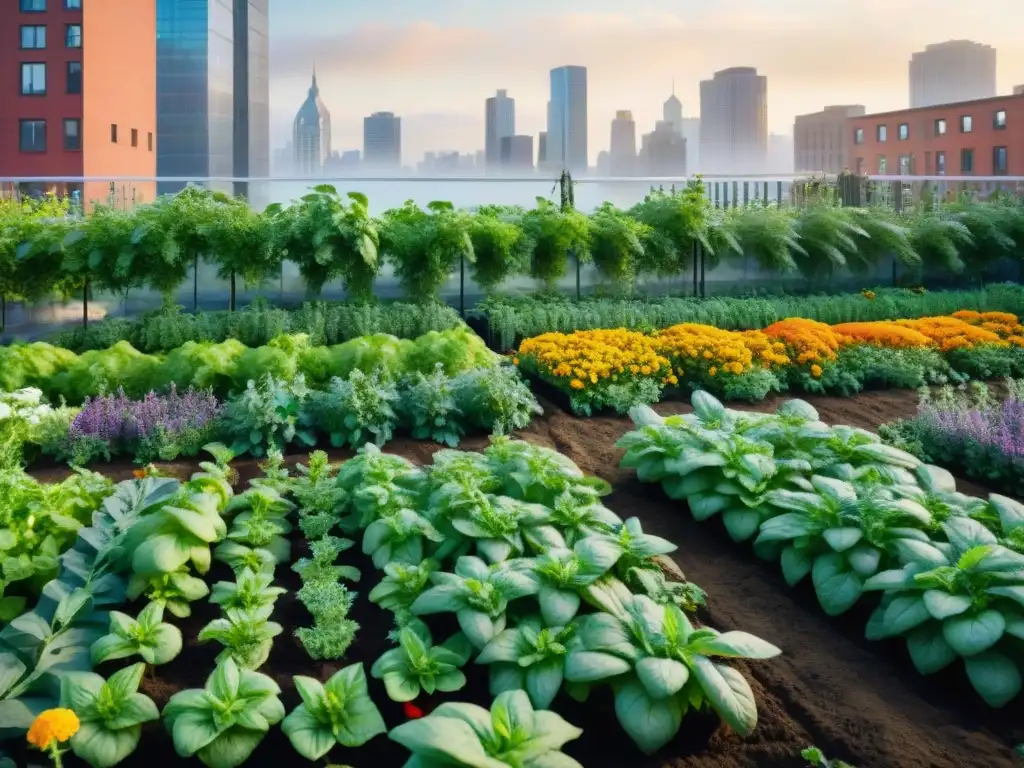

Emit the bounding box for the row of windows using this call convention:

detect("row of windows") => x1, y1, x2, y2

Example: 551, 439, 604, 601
18, 119, 153, 153
20, 61, 82, 95
865, 147, 1008, 175
20, 0, 81, 10
854, 109, 1008, 145
20, 24, 81, 49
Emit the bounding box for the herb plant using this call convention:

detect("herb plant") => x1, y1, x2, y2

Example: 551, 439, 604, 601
90, 601, 183, 666
370, 619, 473, 702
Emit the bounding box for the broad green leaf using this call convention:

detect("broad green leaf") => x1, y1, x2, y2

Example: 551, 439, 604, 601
942, 610, 1006, 657
525, 658, 563, 709
963, 650, 1023, 708
563, 651, 632, 683
635, 657, 689, 699
905, 626, 958, 675
923, 590, 972, 621
779, 546, 813, 586
613, 679, 683, 755
689, 656, 759, 736
822, 527, 863, 552
812, 553, 863, 616
71, 721, 141, 768
688, 631, 782, 660
195, 726, 265, 768
882, 596, 931, 636
281, 706, 335, 760
722, 509, 761, 542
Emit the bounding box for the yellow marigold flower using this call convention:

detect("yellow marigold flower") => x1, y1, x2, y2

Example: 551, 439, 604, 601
27, 708, 80, 751
702, 351, 713, 359
810, 364, 823, 377
630, 365, 640, 374
708, 366, 718, 377
640, 365, 651, 375
590, 373, 598, 384
569, 379, 585, 390
511, 358, 519, 366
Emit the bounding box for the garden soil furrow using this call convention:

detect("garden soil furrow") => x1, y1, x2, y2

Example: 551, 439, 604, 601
27, 389, 1022, 768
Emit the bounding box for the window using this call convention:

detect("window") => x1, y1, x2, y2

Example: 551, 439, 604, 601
20, 63, 46, 95
853, 127, 864, 145
995, 110, 1007, 129
65, 24, 81, 48
20, 25, 46, 49
899, 154, 911, 174
65, 0, 81, 7
66, 61, 81, 93
110, 124, 118, 143
960, 115, 973, 133
898, 123, 909, 140
961, 148, 974, 173
147, 132, 153, 151
20, 0, 46, 11
935, 118, 947, 136
19, 120, 46, 152
878, 156, 887, 174
131, 128, 138, 147
63, 118, 80, 151
936, 151, 946, 175
876, 125, 887, 142
993, 146, 1008, 174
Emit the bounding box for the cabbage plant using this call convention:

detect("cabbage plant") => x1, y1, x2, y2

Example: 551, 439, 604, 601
60, 663, 159, 768
281, 663, 386, 760
370, 619, 473, 702
564, 593, 781, 754
163, 658, 284, 768
90, 600, 182, 666
388, 689, 583, 768
476, 614, 576, 709
863, 516, 1024, 707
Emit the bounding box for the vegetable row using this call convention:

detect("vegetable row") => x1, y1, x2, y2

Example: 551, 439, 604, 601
618, 390, 1024, 707
515, 310, 1024, 414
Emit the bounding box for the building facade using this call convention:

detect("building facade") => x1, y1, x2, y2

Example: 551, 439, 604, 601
363, 111, 401, 168
609, 110, 636, 177
847, 93, 1024, 178
663, 90, 682, 136
699, 67, 768, 175
292, 70, 330, 176
155, 0, 268, 199
909, 40, 996, 109
643, 120, 686, 177
499, 135, 533, 169
794, 105, 866, 174
537, 131, 547, 168
548, 65, 588, 172
680, 117, 700, 174
484, 89, 515, 169
0, 0, 157, 206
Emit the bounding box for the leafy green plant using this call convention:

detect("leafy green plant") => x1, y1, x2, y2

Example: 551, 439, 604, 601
59, 662, 160, 768
127, 567, 210, 618
368, 558, 441, 614
399, 364, 465, 447
381, 200, 476, 301
371, 618, 473, 702
292, 535, 361, 585
162, 658, 284, 768
197, 605, 282, 670
389, 688, 583, 768
219, 374, 315, 458
281, 664, 387, 761
90, 600, 183, 666
521, 198, 591, 291
802, 745, 856, 767
476, 614, 576, 709
125, 490, 228, 577
210, 568, 286, 613
300, 370, 399, 448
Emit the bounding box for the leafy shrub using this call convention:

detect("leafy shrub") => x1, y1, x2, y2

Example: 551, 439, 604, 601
300, 370, 399, 448
218, 374, 314, 458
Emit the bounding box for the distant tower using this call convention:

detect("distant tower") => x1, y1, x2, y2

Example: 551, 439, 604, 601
363, 112, 402, 168
699, 66, 768, 174
909, 40, 996, 108
485, 90, 516, 168
664, 80, 683, 137
548, 66, 588, 172
609, 111, 637, 176
293, 67, 331, 176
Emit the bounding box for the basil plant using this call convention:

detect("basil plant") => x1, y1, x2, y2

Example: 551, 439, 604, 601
60, 663, 160, 768
281, 663, 387, 761
864, 516, 1024, 707
564, 593, 781, 754
163, 658, 285, 768
476, 614, 576, 709
371, 619, 473, 702
389, 689, 583, 768
90, 600, 183, 666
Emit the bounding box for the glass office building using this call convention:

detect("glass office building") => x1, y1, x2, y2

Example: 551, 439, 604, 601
156, 0, 268, 200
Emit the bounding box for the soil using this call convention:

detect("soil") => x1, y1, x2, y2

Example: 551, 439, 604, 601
27, 388, 1024, 768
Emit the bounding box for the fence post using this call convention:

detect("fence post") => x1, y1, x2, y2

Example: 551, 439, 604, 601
732, 181, 739, 209
743, 181, 749, 207
714, 183, 720, 208
776, 181, 783, 206
699, 242, 706, 298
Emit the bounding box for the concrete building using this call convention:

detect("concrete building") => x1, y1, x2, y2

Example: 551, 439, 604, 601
643, 120, 686, 177
155, 0, 269, 200
847, 93, 1022, 178
609, 111, 637, 176
699, 66, 768, 174
680, 117, 701, 174
537, 131, 548, 168
500, 135, 534, 169
292, 70, 331, 177
663, 88, 683, 136
794, 105, 866, 174
485, 89, 515, 168
548, 66, 588, 172
0, 0, 156, 206
910, 40, 996, 109
363, 111, 401, 168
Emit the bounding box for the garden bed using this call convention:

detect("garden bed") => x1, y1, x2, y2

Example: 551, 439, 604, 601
25, 389, 1022, 768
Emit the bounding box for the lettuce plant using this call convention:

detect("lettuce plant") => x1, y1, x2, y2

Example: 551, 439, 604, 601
59, 663, 160, 768
545, 491, 623, 547
334, 445, 426, 531
485, 437, 610, 508
126, 490, 227, 577
210, 568, 286, 613
371, 619, 473, 702
476, 614, 576, 709
90, 600, 183, 666
211, 542, 278, 576
388, 689, 583, 768
564, 594, 781, 754
215, 492, 293, 568
281, 664, 387, 760
368, 558, 440, 613
863, 516, 1024, 707
198, 605, 283, 670
163, 658, 285, 768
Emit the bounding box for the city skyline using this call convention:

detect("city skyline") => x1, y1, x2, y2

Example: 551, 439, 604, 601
267, 0, 1023, 165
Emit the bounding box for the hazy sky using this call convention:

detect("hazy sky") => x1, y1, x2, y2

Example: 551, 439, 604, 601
268, 0, 1023, 164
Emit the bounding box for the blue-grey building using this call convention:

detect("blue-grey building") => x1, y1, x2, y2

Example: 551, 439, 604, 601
548, 66, 588, 173
363, 112, 401, 169
156, 0, 268, 200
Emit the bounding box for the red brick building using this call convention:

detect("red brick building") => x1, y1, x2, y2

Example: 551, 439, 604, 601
0, 0, 156, 207
847, 93, 1024, 178
794, 104, 866, 174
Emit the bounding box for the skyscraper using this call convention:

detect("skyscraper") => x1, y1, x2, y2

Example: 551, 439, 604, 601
910, 41, 996, 109
363, 112, 401, 168
609, 111, 637, 177
155, 0, 269, 199
663, 85, 683, 137
485, 89, 515, 168
548, 66, 588, 172
293, 70, 331, 176
699, 66, 768, 174
500, 136, 534, 169
643, 121, 687, 177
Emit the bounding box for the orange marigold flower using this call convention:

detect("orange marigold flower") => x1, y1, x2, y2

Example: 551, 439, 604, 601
27, 708, 80, 751
569, 379, 585, 390
810, 364, 823, 377
708, 366, 718, 377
